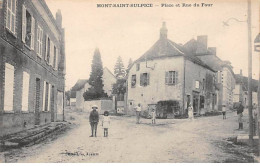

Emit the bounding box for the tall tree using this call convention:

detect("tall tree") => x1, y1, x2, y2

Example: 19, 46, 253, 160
114, 56, 126, 79
127, 58, 133, 69
83, 48, 107, 100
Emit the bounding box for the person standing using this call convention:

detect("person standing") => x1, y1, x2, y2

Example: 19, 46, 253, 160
253, 103, 258, 135
188, 104, 194, 120
135, 104, 142, 124
222, 104, 227, 120
151, 109, 156, 124
89, 105, 99, 137
102, 111, 110, 137
237, 101, 244, 130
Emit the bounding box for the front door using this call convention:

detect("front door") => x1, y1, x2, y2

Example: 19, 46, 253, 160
192, 91, 199, 115
35, 78, 41, 125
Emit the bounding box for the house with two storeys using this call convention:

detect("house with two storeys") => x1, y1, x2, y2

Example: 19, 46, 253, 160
127, 22, 217, 117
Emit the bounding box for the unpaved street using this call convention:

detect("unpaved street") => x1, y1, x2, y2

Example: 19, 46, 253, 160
0, 107, 255, 163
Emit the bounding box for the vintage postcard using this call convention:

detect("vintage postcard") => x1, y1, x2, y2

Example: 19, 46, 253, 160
0, 0, 260, 163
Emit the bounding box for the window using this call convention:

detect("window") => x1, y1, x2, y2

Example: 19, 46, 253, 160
42, 81, 51, 112
195, 81, 200, 89
6, 0, 16, 34
165, 71, 178, 85
22, 6, 35, 49
140, 73, 149, 86
50, 41, 54, 67
4, 63, 14, 112
22, 71, 30, 112
136, 63, 140, 71
36, 25, 43, 57
53, 46, 57, 69
45, 35, 50, 64
131, 75, 136, 88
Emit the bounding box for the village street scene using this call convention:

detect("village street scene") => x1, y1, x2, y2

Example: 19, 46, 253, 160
0, 0, 260, 163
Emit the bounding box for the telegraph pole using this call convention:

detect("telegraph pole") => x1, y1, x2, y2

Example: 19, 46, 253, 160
247, 0, 254, 146
254, 4, 260, 156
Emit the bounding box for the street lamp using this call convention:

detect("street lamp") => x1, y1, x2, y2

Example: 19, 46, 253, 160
254, 33, 260, 155
223, 0, 254, 146
255, 33, 260, 52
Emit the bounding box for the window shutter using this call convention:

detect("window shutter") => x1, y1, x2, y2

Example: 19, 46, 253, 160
22, 5, 26, 43
47, 83, 51, 111
175, 71, 178, 85
165, 72, 169, 84
31, 16, 35, 49
45, 35, 48, 61
55, 48, 58, 70
42, 81, 46, 111
50, 41, 53, 67
14, 0, 17, 34
147, 73, 150, 85
40, 29, 43, 56
36, 26, 39, 54
140, 73, 143, 86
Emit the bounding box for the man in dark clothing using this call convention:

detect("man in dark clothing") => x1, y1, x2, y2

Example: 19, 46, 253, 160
89, 105, 99, 137
237, 101, 244, 130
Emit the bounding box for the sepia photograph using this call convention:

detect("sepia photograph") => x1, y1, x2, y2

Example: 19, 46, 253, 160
0, 0, 260, 163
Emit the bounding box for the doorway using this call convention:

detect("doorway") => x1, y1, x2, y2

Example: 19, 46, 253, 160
51, 85, 55, 122
192, 91, 199, 115
35, 78, 41, 125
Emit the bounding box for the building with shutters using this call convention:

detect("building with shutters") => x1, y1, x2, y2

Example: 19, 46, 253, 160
126, 22, 217, 117
0, 0, 66, 136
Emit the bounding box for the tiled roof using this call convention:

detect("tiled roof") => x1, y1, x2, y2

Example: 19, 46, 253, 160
135, 38, 216, 72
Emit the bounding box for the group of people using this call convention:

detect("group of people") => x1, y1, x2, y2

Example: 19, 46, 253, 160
89, 105, 110, 137
135, 104, 156, 124
88, 101, 255, 137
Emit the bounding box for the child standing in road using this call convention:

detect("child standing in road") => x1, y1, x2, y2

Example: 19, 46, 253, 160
102, 111, 110, 137
151, 109, 156, 124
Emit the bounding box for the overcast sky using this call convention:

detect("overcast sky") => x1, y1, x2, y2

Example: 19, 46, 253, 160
45, 0, 259, 90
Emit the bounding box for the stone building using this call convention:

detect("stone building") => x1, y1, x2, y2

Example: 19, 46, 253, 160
188, 39, 236, 110
127, 22, 217, 117
0, 0, 66, 136
71, 67, 116, 111
233, 70, 258, 107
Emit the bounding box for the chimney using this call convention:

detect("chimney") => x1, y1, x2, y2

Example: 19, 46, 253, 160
240, 69, 243, 76
160, 22, 168, 39
56, 9, 62, 29
197, 35, 208, 49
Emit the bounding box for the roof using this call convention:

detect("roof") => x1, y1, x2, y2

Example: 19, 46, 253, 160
135, 38, 216, 72
235, 74, 258, 92
131, 22, 216, 72
71, 79, 88, 91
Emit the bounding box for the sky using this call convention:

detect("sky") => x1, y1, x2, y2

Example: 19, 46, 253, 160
45, 0, 259, 90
